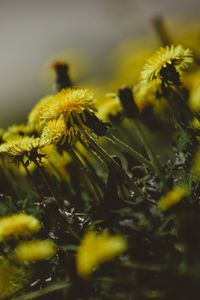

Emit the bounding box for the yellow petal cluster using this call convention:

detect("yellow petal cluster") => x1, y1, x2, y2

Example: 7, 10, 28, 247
41, 116, 67, 146
0, 136, 45, 160
37, 88, 96, 130
158, 185, 188, 211
0, 213, 41, 241
140, 45, 193, 88
76, 230, 127, 277
15, 239, 56, 262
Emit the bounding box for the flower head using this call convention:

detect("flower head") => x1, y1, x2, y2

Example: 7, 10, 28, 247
0, 136, 46, 164
76, 230, 127, 277
0, 213, 41, 241
41, 116, 67, 146
140, 45, 193, 89
15, 239, 56, 262
0, 257, 26, 299
39, 88, 97, 128
158, 185, 189, 211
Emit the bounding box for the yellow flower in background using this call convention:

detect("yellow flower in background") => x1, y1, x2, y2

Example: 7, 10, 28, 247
97, 94, 122, 121
191, 149, 200, 177
3, 124, 32, 142
76, 231, 127, 277
189, 85, 200, 113
0, 257, 25, 299
0, 213, 41, 241
158, 185, 189, 211
140, 45, 193, 89
15, 240, 56, 263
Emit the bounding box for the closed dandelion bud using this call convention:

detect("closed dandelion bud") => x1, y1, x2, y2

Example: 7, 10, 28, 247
0, 213, 41, 241
76, 230, 127, 277
52, 61, 73, 92
158, 185, 189, 211
15, 240, 56, 263
118, 87, 139, 118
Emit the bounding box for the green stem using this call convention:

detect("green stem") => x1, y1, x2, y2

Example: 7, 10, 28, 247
34, 160, 56, 199
68, 148, 101, 203
21, 160, 43, 201
81, 130, 143, 197
13, 282, 71, 300
107, 134, 153, 170
134, 120, 165, 184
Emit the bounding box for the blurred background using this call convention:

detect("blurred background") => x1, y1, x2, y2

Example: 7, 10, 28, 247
0, 0, 200, 126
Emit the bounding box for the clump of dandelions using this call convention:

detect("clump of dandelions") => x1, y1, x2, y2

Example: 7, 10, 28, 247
28, 88, 99, 144
140, 45, 193, 89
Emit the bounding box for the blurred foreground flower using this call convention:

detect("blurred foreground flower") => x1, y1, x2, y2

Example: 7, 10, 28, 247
0, 257, 26, 299
158, 185, 189, 211
0, 213, 41, 241
76, 231, 127, 277
15, 239, 56, 263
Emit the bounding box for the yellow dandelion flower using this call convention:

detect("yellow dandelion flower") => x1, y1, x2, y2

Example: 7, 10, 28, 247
140, 45, 193, 89
0, 213, 41, 241
0, 136, 46, 163
0, 257, 26, 299
40, 88, 97, 127
41, 116, 67, 146
3, 124, 32, 142
76, 230, 127, 277
15, 239, 56, 263
191, 149, 200, 177
158, 185, 188, 211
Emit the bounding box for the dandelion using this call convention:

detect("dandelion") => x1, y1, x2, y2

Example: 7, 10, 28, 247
40, 88, 97, 127
0, 136, 46, 164
0, 213, 41, 241
140, 45, 193, 89
41, 116, 68, 146
158, 185, 189, 211
15, 239, 56, 262
76, 230, 127, 277
0, 257, 26, 299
